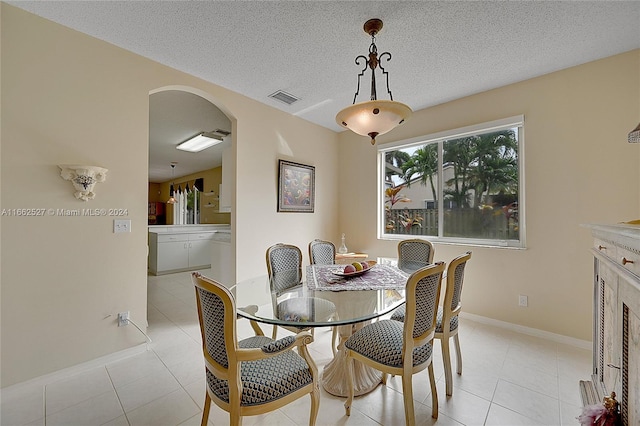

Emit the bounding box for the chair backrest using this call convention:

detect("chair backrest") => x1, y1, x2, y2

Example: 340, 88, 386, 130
266, 243, 303, 295
397, 239, 435, 274
309, 239, 336, 265
192, 272, 237, 376
443, 251, 472, 323
403, 262, 445, 347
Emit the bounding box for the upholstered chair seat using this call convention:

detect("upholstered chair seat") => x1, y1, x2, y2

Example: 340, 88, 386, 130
390, 251, 472, 397
205, 335, 314, 406
344, 262, 445, 426
345, 320, 434, 368
193, 272, 320, 426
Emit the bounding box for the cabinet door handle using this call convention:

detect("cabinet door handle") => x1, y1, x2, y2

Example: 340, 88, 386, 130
184, 243, 188, 249
598, 245, 606, 250
606, 363, 621, 370
622, 257, 634, 265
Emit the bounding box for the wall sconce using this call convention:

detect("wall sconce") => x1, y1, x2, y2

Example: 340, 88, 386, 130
628, 122, 640, 143
59, 165, 108, 201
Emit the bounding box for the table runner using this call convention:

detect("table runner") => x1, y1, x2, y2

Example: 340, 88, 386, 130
306, 264, 409, 291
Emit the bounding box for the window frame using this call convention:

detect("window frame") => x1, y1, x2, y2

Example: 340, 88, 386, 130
377, 115, 526, 249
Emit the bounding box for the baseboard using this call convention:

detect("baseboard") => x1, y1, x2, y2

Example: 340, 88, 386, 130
1, 343, 148, 394
461, 312, 592, 350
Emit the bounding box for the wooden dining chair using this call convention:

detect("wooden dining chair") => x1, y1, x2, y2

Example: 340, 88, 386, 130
397, 239, 435, 274
266, 243, 304, 296
344, 262, 446, 425
308, 239, 339, 355
192, 272, 320, 426
266, 243, 314, 340
308, 239, 336, 265
391, 251, 472, 396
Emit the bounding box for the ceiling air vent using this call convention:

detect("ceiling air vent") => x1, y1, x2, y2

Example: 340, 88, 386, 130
212, 129, 231, 137
268, 90, 300, 105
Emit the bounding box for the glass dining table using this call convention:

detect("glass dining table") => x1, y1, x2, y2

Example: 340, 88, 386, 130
231, 258, 409, 397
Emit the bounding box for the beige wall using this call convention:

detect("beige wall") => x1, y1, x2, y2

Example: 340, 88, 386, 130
338, 50, 640, 341
148, 182, 163, 203
0, 4, 338, 387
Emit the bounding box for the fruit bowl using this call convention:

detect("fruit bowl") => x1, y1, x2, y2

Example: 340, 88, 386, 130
333, 261, 377, 278
332, 268, 371, 278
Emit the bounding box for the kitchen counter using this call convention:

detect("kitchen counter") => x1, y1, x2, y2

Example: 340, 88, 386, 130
148, 225, 231, 275
148, 224, 230, 234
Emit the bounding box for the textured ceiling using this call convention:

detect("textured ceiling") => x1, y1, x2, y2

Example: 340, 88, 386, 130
8, 1, 640, 181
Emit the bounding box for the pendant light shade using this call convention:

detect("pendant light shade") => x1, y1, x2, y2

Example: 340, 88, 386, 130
167, 185, 176, 204
336, 19, 412, 144
336, 100, 412, 144
167, 163, 177, 204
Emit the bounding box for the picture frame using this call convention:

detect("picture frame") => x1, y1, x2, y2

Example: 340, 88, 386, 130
277, 159, 315, 213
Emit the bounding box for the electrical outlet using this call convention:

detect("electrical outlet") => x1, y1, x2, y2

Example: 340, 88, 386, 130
518, 295, 528, 307
118, 311, 130, 326
114, 219, 131, 233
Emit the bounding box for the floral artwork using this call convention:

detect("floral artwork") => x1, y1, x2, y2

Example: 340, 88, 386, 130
278, 160, 315, 212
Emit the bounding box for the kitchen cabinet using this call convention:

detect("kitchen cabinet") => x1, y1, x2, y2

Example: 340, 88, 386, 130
149, 231, 216, 275
210, 234, 232, 286
188, 238, 213, 267
155, 237, 189, 272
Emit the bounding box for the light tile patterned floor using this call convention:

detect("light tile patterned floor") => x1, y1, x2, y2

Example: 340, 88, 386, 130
1, 269, 591, 425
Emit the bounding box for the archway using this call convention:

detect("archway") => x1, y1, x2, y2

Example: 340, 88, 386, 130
147, 86, 236, 286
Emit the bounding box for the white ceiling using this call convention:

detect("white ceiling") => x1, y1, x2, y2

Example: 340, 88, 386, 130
9, 1, 640, 181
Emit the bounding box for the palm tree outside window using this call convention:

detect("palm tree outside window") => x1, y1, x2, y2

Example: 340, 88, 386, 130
379, 116, 524, 248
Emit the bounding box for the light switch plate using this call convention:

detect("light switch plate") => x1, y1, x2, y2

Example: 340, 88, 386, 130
114, 219, 131, 233
518, 294, 528, 307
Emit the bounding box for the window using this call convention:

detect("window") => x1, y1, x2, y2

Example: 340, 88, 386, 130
379, 116, 524, 248
172, 178, 204, 225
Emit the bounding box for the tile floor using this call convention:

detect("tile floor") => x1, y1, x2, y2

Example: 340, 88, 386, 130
1, 268, 592, 425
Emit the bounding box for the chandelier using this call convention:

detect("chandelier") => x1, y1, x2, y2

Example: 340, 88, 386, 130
336, 19, 412, 145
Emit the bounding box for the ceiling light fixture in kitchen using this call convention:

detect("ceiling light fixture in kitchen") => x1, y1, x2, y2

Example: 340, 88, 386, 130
176, 132, 223, 152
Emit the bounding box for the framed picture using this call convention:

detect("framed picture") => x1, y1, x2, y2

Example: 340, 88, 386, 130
278, 160, 315, 213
